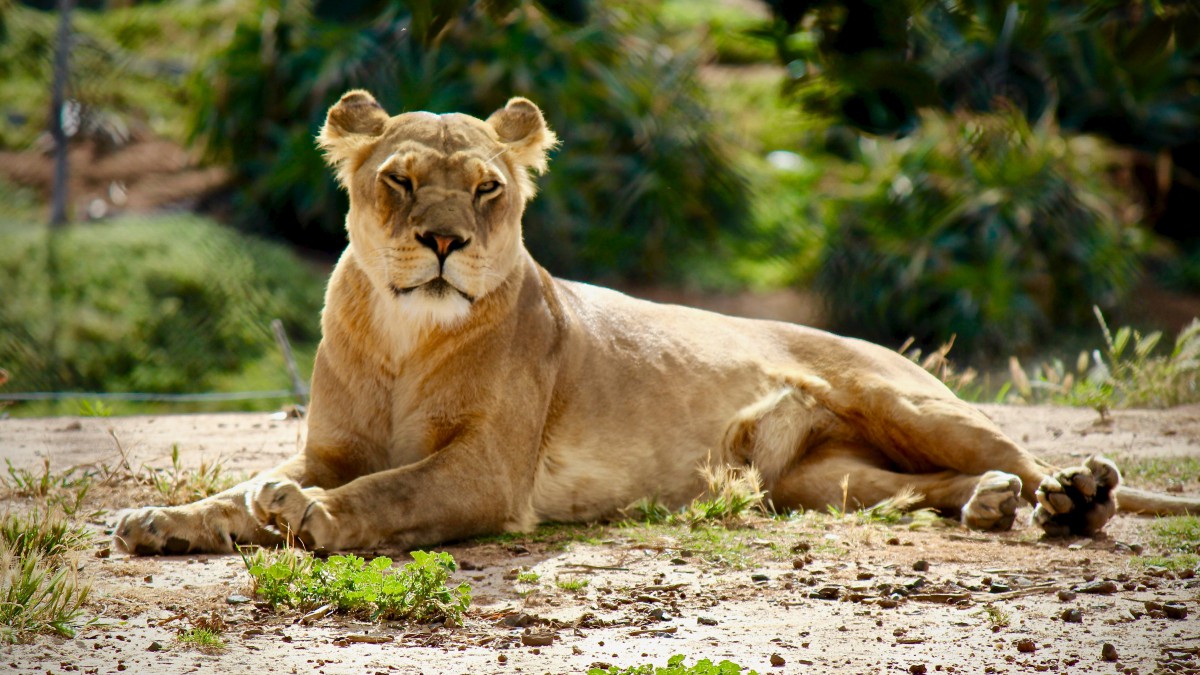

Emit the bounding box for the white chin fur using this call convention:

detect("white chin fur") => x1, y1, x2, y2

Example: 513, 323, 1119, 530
373, 289, 472, 356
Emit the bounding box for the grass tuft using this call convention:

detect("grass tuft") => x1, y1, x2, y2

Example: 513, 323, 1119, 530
1131, 515, 1200, 572
0, 509, 91, 560
0, 541, 92, 643
177, 627, 225, 651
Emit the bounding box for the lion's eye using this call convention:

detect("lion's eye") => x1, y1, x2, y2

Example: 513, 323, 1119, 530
383, 174, 413, 193
476, 180, 501, 197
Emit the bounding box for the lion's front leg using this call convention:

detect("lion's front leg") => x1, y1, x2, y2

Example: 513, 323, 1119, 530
250, 432, 539, 552
114, 455, 320, 554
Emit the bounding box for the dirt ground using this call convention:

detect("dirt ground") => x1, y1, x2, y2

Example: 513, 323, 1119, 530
1, 404, 1198, 675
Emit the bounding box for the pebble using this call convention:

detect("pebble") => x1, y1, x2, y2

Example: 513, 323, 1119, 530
697, 617, 718, 626
1061, 608, 1082, 623
1057, 590, 1077, 602
1163, 603, 1188, 620
770, 654, 785, 667
912, 560, 929, 572
1100, 643, 1119, 662
226, 594, 252, 605
751, 574, 770, 583
1016, 639, 1037, 653
147, 642, 163, 652
910, 665, 927, 674
1075, 580, 1117, 594
520, 630, 554, 647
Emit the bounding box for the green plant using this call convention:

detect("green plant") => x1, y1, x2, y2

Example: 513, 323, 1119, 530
515, 571, 541, 585
555, 576, 589, 593
3, 459, 89, 499
0, 544, 92, 643
680, 464, 765, 527
1008, 309, 1200, 410
77, 400, 113, 417
177, 627, 225, 651
589, 654, 760, 675
980, 604, 1011, 628
818, 110, 1141, 356
147, 445, 237, 506
189, 0, 747, 281
1132, 515, 1200, 572
243, 548, 471, 625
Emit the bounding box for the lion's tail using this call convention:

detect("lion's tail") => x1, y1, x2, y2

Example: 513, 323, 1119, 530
1115, 486, 1200, 516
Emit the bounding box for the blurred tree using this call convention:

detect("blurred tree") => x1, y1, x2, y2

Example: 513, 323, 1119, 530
760, 0, 1200, 241
818, 109, 1142, 355
189, 0, 746, 282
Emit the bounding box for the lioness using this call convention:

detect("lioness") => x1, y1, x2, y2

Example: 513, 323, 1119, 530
116, 91, 1197, 554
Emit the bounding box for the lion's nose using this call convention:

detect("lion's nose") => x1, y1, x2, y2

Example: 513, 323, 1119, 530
415, 231, 469, 260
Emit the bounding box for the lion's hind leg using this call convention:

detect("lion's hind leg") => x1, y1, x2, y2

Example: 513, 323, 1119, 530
765, 442, 1021, 530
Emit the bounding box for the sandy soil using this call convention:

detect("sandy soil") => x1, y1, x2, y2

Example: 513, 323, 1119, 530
1, 404, 1198, 675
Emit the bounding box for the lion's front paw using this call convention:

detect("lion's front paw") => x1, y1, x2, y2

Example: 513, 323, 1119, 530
114, 506, 233, 555
250, 480, 336, 550
1033, 456, 1120, 537
962, 471, 1022, 531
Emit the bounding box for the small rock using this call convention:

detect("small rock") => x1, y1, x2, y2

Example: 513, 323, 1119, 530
500, 613, 539, 628
857, 571, 874, 580
671, 558, 688, 565
697, 617, 718, 626
1075, 580, 1117, 595
1129, 543, 1144, 555
1100, 643, 1118, 662
1057, 589, 1077, 602
498, 654, 508, 664
1016, 639, 1037, 653
989, 583, 1011, 593
1163, 603, 1188, 620
751, 574, 770, 583
520, 630, 555, 647
459, 560, 483, 571
912, 560, 929, 572
143, 575, 153, 583
770, 654, 785, 667
910, 665, 927, 675
147, 642, 163, 652
813, 586, 841, 600
886, 537, 901, 546
1061, 608, 1082, 623
225, 594, 252, 605
95, 547, 111, 559
507, 543, 530, 555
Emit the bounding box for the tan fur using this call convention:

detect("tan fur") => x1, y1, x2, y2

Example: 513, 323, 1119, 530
114, 92, 1198, 555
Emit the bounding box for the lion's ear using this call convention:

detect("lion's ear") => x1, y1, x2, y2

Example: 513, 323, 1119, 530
318, 90, 389, 186
487, 97, 557, 175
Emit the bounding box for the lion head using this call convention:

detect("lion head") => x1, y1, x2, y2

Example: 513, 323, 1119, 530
318, 90, 557, 328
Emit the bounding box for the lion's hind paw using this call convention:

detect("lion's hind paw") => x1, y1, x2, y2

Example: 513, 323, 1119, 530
1033, 456, 1120, 537
962, 471, 1022, 531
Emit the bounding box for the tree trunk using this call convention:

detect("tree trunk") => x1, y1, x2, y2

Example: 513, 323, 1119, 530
48, 0, 74, 227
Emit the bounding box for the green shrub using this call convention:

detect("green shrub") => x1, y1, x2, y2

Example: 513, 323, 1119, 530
188, 0, 747, 282
590, 654, 759, 675
0, 215, 323, 396
818, 110, 1143, 356
243, 548, 471, 625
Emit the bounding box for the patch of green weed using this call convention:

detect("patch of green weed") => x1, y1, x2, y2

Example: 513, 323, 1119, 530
1009, 309, 1200, 413
243, 548, 471, 625
516, 571, 540, 585
1132, 515, 1200, 572
555, 577, 589, 593
177, 627, 225, 651
980, 604, 1011, 628
1114, 456, 1200, 486
590, 653, 760, 675
147, 445, 237, 506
